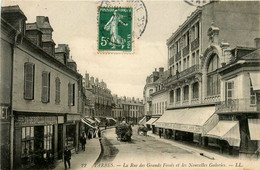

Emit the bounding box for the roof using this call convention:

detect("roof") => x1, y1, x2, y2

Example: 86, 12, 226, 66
1, 5, 27, 19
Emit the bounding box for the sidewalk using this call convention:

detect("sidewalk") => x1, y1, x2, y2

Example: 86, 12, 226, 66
147, 130, 236, 161
53, 137, 101, 170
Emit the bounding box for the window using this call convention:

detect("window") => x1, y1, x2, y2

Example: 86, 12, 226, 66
42, 71, 50, 103
1, 106, 8, 119
196, 50, 200, 65
55, 77, 61, 104
192, 82, 199, 99
176, 88, 181, 102
44, 125, 53, 154
187, 56, 190, 68
24, 62, 35, 100
197, 22, 200, 40
68, 83, 75, 106
21, 127, 34, 165
159, 103, 161, 113
162, 102, 164, 114
192, 53, 195, 65
207, 54, 220, 96
183, 85, 189, 101
183, 58, 186, 70
170, 90, 174, 104
250, 81, 256, 105
225, 81, 234, 101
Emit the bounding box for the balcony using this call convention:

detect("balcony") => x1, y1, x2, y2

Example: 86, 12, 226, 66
215, 99, 258, 113
146, 111, 152, 115
182, 45, 190, 57
169, 56, 174, 65
175, 51, 181, 61
191, 38, 199, 51
179, 64, 200, 77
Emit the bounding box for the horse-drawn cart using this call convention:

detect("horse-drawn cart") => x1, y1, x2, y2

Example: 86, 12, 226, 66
115, 123, 132, 142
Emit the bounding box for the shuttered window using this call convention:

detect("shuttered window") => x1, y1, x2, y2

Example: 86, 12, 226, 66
24, 62, 35, 100
42, 71, 50, 103
55, 77, 60, 104
68, 83, 75, 106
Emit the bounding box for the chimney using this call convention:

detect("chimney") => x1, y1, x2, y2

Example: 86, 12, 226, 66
67, 56, 77, 72
55, 44, 70, 64
153, 69, 159, 82
95, 78, 99, 85
124, 96, 126, 101
255, 38, 260, 49
1, 6, 27, 43
159, 67, 164, 77
85, 72, 89, 88
132, 97, 135, 101
90, 77, 94, 84
36, 16, 55, 56
26, 23, 43, 47
220, 42, 232, 66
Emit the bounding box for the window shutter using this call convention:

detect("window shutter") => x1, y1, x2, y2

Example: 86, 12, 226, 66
72, 84, 75, 106
24, 63, 34, 99
42, 71, 49, 103
68, 83, 71, 106
55, 78, 60, 104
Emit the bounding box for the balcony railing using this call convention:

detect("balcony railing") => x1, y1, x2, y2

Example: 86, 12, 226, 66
146, 111, 152, 115
146, 97, 152, 102
215, 99, 258, 113
182, 45, 190, 57
179, 64, 200, 77
191, 38, 199, 51
175, 51, 181, 61
169, 56, 174, 65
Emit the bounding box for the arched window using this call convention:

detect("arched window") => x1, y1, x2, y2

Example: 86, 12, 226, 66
207, 54, 220, 96
192, 82, 199, 99
170, 90, 174, 104
183, 85, 189, 101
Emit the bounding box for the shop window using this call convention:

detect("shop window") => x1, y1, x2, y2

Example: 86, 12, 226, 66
21, 127, 34, 165
24, 62, 35, 100
176, 88, 181, 102
250, 81, 256, 105
42, 71, 50, 103
55, 77, 61, 104
192, 82, 199, 99
44, 125, 53, 156
183, 85, 189, 101
169, 90, 174, 104
66, 125, 76, 148
1, 106, 8, 119
187, 56, 190, 68
207, 54, 220, 96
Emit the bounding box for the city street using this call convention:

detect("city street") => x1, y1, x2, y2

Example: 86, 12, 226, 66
94, 127, 209, 169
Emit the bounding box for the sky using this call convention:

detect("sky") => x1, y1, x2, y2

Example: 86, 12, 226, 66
2, 0, 196, 99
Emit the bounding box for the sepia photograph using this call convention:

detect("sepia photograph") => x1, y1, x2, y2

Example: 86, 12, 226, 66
0, 0, 260, 169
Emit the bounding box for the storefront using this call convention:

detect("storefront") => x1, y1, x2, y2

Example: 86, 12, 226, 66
155, 106, 218, 144
14, 113, 63, 169
65, 114, 80, 153
146, 117, 159, 133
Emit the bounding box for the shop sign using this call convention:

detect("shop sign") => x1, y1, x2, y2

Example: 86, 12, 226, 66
67, 114, 80, 122
155, 122, 202, 133
16, 116, 57, 126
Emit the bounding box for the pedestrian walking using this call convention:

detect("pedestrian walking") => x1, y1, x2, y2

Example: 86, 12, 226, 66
64, 146, 71, 169
97, 127, 101, 139
158, 128, 162, 138
80, 134, 86, 151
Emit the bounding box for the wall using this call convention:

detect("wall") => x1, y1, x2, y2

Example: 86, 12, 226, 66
12, 42, 78, 114
152, 91, 167, 115
201, 1, 260, 52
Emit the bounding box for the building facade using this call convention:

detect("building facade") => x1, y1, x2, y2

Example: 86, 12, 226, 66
154, 1, 260, 157
1, 6, 82, 169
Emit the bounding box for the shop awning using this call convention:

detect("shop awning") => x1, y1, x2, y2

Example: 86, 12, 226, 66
95, 118, 101, 123
205, 121, 240, 147
138, 117, 146, 125
248, 119, 260, 140
107, 117, 117, 122
82, 117, 96, 125
250, 72, 260, 91
155, 106, 215, 133
146, 118, 158, 125
81, 118, 96, 129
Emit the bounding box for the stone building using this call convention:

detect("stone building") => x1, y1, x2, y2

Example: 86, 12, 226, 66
1, 6, 82, 169
154, 1, 260, 157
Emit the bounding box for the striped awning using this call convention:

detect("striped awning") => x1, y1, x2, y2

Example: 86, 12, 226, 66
82, 117, 96, 125
205, 121, 240, 147
146, 118, 158, 125
248, 119, 260, 140
95, 118, 101, 123
107, 117, 117, 122
81, 118, 96, 129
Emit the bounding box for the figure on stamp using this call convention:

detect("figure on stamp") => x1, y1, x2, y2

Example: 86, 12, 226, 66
104, 10, 128, 49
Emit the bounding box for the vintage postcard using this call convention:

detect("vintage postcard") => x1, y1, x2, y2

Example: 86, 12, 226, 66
1, 0, 260, 170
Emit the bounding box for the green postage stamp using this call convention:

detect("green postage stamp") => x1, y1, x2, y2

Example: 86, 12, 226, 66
98, 7, 133, 53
